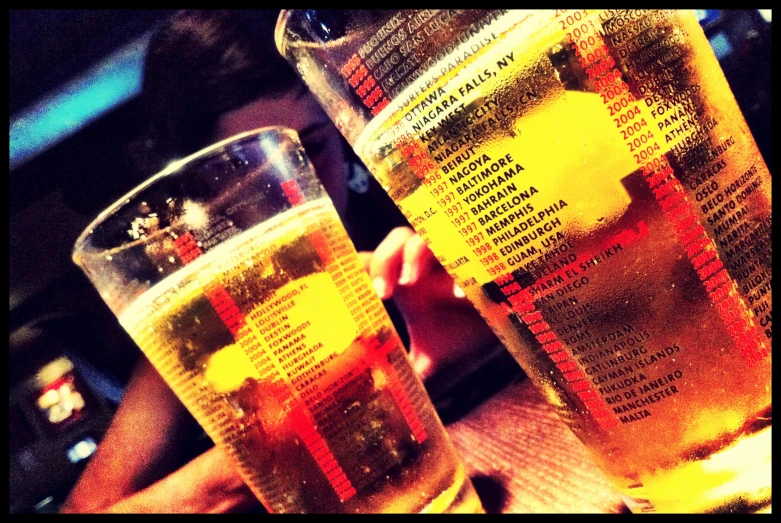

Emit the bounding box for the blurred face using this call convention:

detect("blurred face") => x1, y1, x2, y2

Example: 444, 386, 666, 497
214, 85, 349, 217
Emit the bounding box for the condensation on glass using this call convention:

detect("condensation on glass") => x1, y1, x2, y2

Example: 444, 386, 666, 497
276, 10, 772, 513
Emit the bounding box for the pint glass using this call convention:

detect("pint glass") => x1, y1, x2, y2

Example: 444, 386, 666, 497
72, 127, 483, 513
276, 10, 772, 513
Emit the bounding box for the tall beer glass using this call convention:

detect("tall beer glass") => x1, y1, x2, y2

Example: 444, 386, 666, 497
276, 10, 772, 513
72, 127, 483, 514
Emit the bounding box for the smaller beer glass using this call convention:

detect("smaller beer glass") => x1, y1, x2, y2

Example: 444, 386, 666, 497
72, 127, 483, 514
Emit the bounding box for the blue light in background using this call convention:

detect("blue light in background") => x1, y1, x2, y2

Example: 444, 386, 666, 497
694, 9, 722, 27
708, 31, 734, 60
5, 11, 758, 172
9, 33, 151, 171
66, 436, 98, 464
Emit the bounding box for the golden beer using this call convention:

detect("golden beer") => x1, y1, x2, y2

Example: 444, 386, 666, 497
74, 128, 482, 514
278, 10, 772, 512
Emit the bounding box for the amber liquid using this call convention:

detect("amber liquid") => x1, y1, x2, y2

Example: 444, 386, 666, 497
334, 9, 771, 513
119, 199, 482, 513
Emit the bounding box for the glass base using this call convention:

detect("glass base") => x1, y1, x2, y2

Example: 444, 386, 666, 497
622, 425, 772, 513
422, 472, 484, 514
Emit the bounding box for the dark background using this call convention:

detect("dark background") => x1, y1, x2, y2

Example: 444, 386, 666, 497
8, 9, 772, 514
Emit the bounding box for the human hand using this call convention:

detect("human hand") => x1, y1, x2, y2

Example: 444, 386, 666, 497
359, 226, 499, 382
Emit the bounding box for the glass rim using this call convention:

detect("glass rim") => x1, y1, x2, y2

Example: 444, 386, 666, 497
72, 125, 299, 262
274, 9, 293, 58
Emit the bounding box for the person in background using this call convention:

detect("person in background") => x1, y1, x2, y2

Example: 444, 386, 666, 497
61, 9, 502, 513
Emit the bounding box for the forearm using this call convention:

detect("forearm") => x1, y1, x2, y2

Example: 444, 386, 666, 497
71, 446, 258, 514
61, 358, 191, 512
